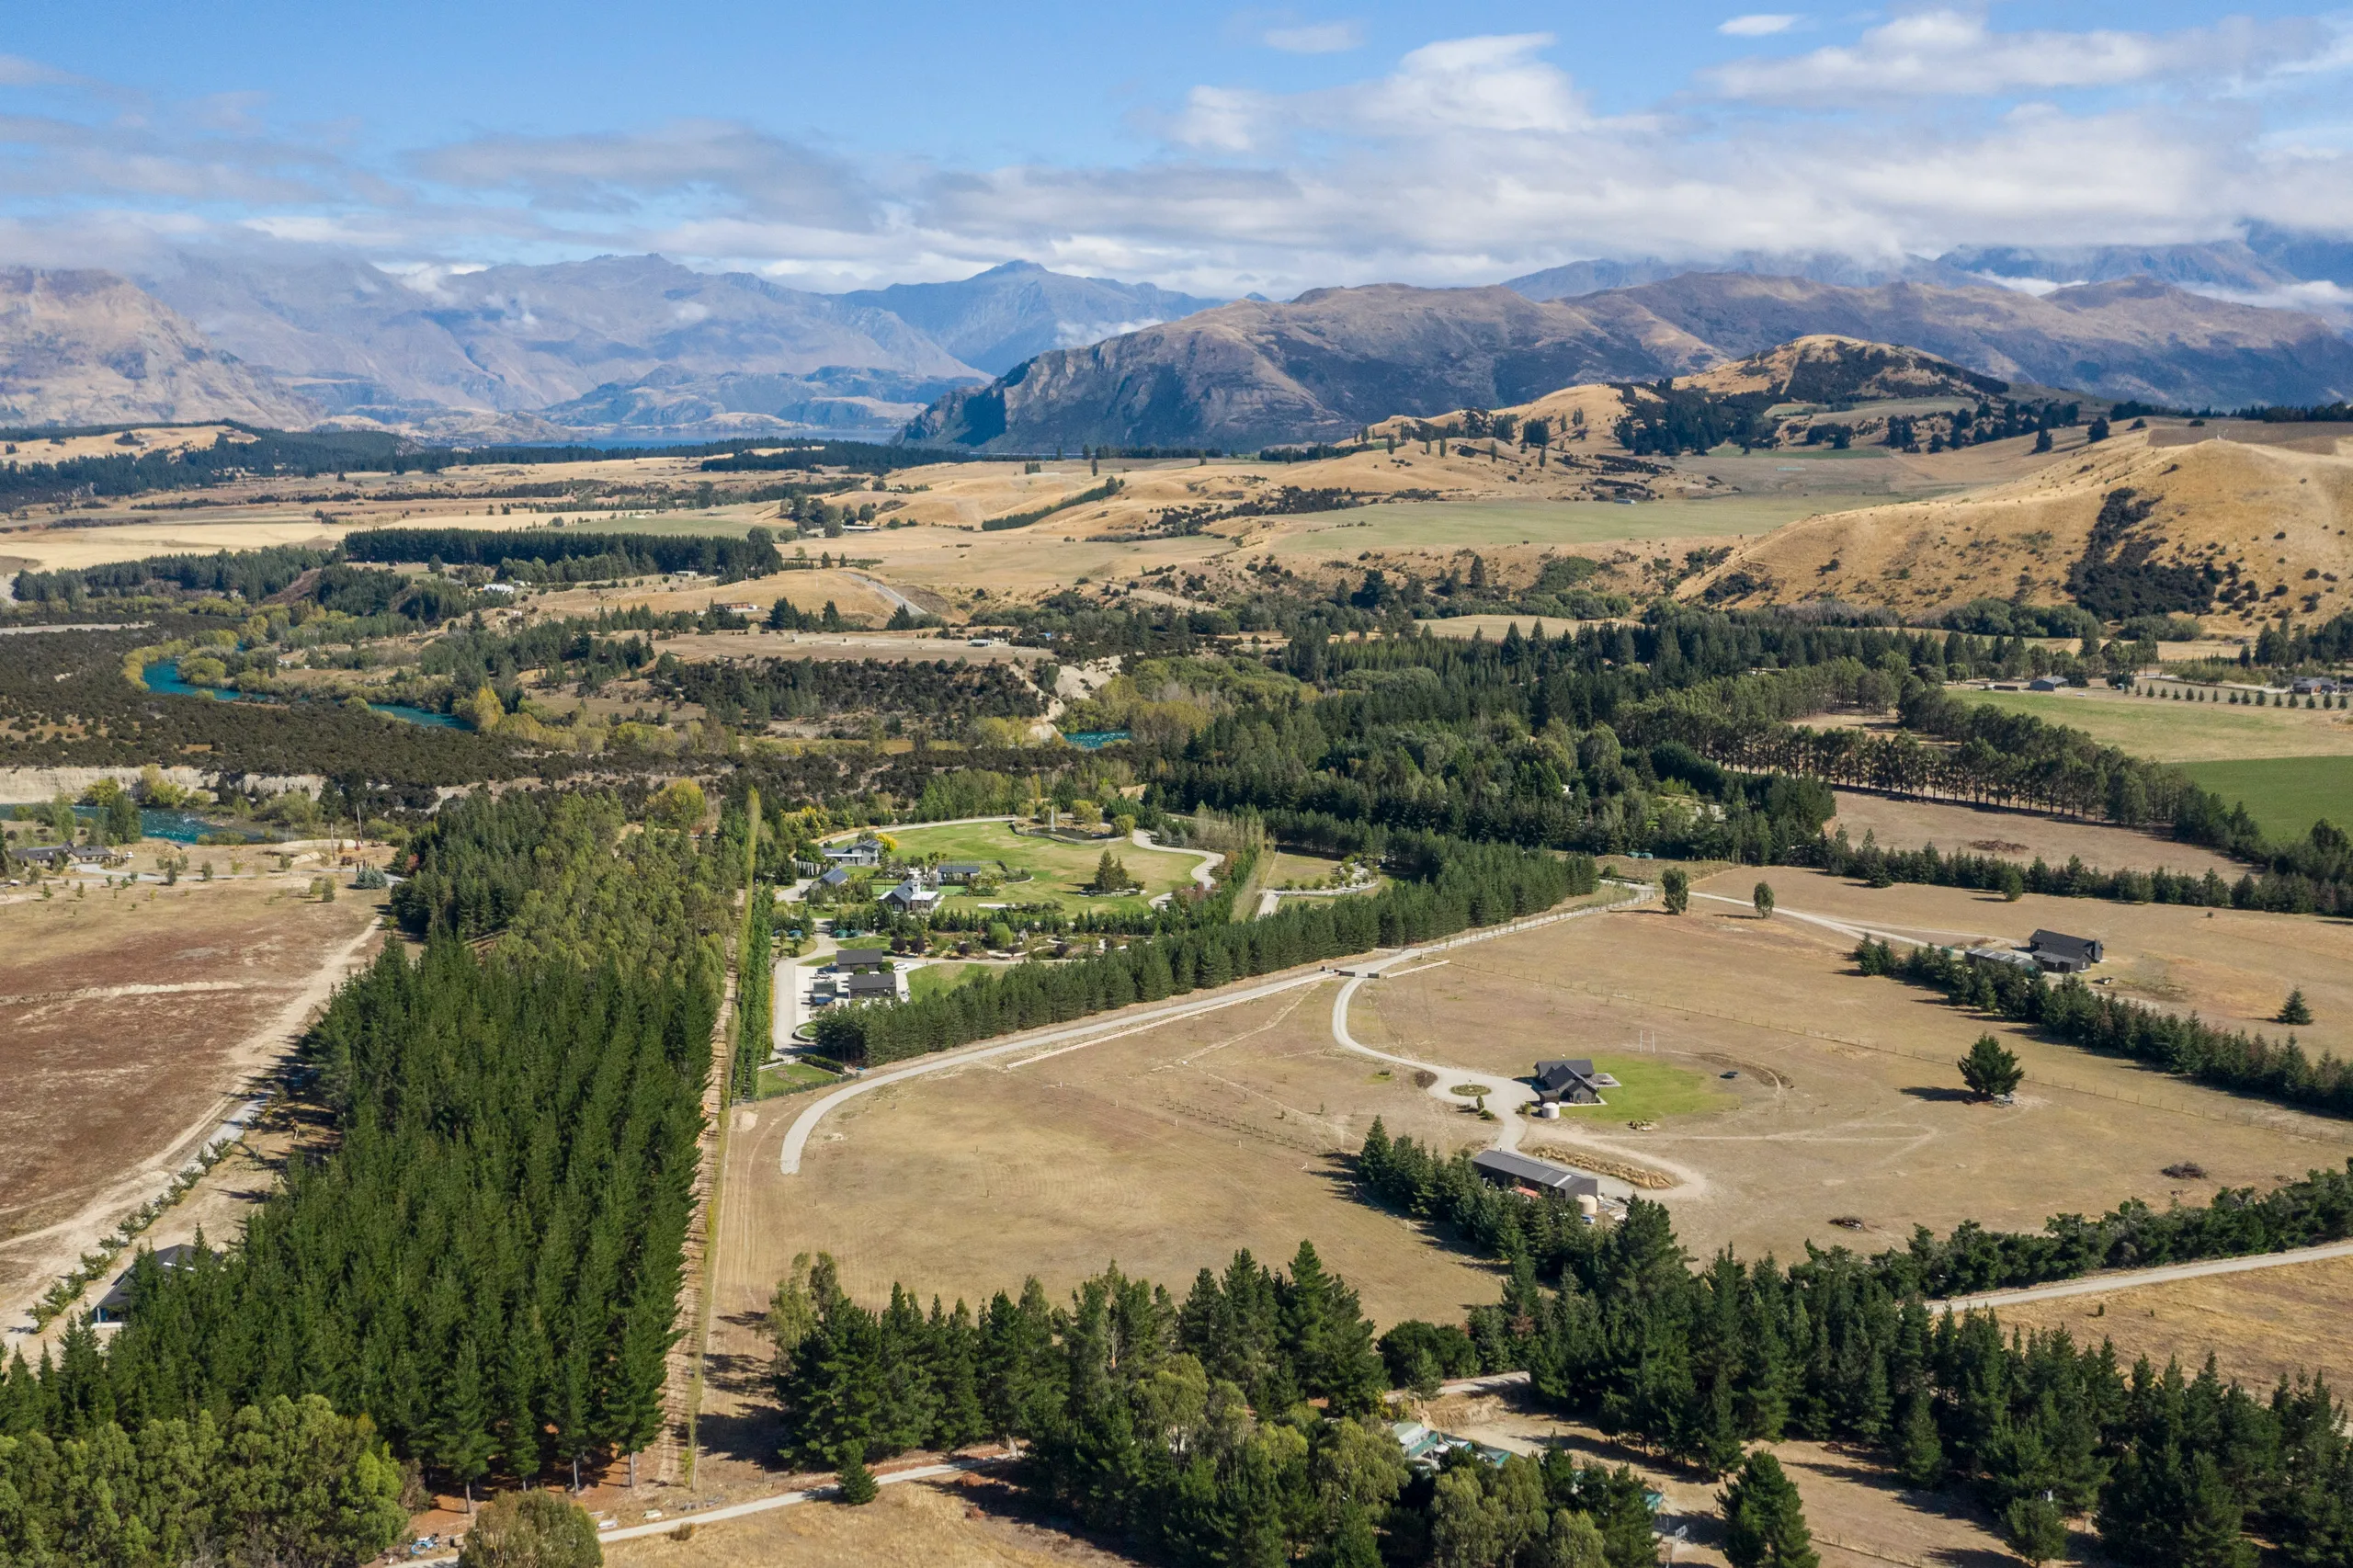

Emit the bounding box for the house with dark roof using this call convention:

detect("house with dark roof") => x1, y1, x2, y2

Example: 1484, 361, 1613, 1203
2029, 930, 2104, 972
816, 867, 853, 891
879, 879, 941, 914
937, 861, 992, 883
843, 970, 907, 1003
823, 839, 883, 868
93, 1244, 197, 1324
1532, 1058, 1610, 1105
1472, 1149, 1600, 1202
833, 951, 892, 972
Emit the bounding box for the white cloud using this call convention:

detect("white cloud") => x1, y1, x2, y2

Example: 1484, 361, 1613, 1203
2, 30, 2351, 304
1706, 9, 2330, 101
1264, 21, 1363, 54
1718, 15, 1799, 39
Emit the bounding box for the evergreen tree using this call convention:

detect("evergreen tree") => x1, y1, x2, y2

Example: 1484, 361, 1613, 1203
1661, 868, 1689, 915
1896, 1389, 1946, 1488
459, 1488, 605, 1567
1960, 1034, 2025, 1099
2004, 1495, 2069, 1566
1720, 1451, 1819, 1568
1753, 881, 1775, 919
835, 1442, 879, 1505
2279, 989, 2313, 1026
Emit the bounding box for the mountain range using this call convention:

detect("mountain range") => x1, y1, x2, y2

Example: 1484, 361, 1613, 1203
905, 272, 2353, 452
5, 235, 2353, 446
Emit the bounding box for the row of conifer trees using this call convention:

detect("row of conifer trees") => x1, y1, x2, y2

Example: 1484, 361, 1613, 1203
1855, 937, 2353, 1118
766, 1243, 1690, 1568
1358, 1126, 2353, 1567
0, 789, 735, 1563
813, 835, 1592, 1065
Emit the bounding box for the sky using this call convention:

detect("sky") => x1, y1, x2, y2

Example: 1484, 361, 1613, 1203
4, 1, 2352, 297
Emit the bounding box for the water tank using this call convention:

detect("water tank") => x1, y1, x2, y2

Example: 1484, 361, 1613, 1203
1577, 1194, 1600, 1220
1536, 1102, 1559, 1119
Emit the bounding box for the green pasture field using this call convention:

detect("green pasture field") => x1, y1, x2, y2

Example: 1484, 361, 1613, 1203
1263, 496, 1862, 556
1952, 687, 2353, 763
883, 819, 1199, 917
1550, 1056, 1736, 1122
2173, 756, 2353, 842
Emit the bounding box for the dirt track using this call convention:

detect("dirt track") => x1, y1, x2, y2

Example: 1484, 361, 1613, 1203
0, 876, 383, 1336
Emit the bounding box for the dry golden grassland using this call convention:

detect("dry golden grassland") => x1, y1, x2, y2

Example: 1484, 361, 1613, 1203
1991, 1255, 2353, 1392
606, 1474, 1142, 1568
1822, 788, 2249, 878
1689, 424, 2353, 622
1351, 869, 2353, 1261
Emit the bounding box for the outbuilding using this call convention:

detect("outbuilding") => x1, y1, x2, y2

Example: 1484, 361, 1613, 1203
2029, 929, 2104, 972
1471, 1149, 1599, 1203
843, 970, 906, 1003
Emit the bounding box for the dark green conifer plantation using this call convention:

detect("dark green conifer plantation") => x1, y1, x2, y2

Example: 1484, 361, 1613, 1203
0, 788, 736, 1559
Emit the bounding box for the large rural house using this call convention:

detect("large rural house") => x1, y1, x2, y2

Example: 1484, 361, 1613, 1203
1532, 1058, 1614, 1105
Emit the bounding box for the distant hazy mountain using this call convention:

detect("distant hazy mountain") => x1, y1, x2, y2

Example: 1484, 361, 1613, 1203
907, 272, 2353, 452
1512, 230, 2353, 315
0, 268, 317, 429
1506, 251, 1972, 301
840, 260, 1224, 376
1603, 272, 2353, 407
539, 364, 981, 439
142, 253, 978, 429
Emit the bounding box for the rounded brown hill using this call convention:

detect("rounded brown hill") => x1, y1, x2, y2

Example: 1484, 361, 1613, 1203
1370, 334, 2013, 453
1683, 425, 2353, 621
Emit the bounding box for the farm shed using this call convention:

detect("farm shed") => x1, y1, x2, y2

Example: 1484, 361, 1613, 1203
1472, 1149, 1599, 1202
2029, 930, 2104, 972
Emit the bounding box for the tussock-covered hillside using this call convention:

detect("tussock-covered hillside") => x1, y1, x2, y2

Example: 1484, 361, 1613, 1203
1684, 426, 2353, 626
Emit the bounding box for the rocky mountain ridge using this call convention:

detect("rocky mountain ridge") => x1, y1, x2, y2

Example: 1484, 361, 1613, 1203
905, 273, 2353, 453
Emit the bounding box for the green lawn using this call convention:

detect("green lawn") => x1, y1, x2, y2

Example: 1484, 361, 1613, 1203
907, 961, 984, 1001
882, 820, 1200, 917
1953, 687, 2353, 763
801, 936, 892, 967
1549, 1057, 1735, 1122
2173, 756, 2353, 842
756, 1060, 842, 1099
1265, 496, 1863, 556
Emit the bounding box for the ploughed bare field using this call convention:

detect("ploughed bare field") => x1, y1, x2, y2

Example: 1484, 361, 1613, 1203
1825, 789, 2247, 880
0, 875, 381, 1319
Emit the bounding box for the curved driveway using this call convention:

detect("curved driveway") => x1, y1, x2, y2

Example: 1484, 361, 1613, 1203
779, 881, 1647, 1176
